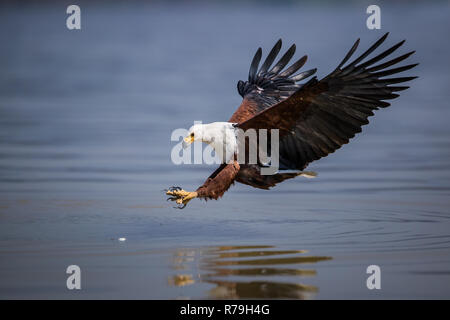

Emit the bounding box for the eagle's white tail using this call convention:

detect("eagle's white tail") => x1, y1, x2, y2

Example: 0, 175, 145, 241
298, 171, 317, 178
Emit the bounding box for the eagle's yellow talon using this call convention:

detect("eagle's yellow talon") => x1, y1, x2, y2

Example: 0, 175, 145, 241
166, 189, 189, 197
166, 188, 198, 207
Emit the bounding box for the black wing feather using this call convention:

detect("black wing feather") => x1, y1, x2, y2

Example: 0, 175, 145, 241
258, 39, 282, 75
237, 40, 317, 111
237, 33, 418, 170
248, 48, 262, 84
279, 33, 418, 169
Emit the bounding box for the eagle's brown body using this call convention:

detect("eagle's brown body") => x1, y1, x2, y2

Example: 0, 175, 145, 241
167, 33, 418, 207
196, 98, 303, 201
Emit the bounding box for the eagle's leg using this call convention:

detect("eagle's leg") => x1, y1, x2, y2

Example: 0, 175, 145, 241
166, 187, 198, 208
165, 161, 240, 208
235, 165, 317, 190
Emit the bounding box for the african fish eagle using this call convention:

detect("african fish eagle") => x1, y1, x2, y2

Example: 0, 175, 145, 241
166, 33, 418, 208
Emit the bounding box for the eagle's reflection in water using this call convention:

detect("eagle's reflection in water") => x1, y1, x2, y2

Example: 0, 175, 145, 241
168, 245, 332, 299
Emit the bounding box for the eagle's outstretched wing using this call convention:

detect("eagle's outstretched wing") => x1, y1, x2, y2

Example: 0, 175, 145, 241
230, 39, 317, 123
237, 32, 418, 170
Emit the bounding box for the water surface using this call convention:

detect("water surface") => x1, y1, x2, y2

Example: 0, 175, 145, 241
0, 1, 450, 299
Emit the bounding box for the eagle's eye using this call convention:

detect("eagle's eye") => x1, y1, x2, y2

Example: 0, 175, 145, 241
190, 133, 194, 138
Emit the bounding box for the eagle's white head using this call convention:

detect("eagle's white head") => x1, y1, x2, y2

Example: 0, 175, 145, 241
183, 122, 238, 163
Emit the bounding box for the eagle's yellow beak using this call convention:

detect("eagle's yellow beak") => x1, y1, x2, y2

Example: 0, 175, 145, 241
184, 135, 194, 144
182, 135, 194, 148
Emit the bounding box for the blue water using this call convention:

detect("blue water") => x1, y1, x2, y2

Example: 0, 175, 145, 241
1, 1, 450, 299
